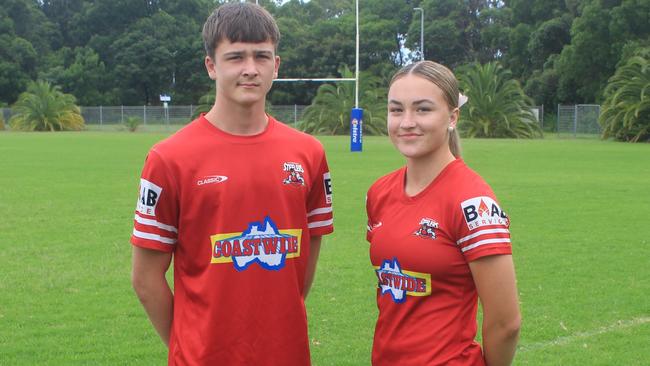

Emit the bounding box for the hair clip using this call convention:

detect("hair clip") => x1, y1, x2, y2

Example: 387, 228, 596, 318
459, 93, 468, 108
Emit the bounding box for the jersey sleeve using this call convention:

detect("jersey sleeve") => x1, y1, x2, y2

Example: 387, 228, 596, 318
365, 191, 376, 243
130, 150, 179, 252
453, 186, 512, 262
306, 152, 334, 237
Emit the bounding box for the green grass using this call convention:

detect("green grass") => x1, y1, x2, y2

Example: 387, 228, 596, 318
0, 132, 648, 365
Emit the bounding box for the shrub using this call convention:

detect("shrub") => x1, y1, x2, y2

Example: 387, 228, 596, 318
458, 62, 542, 138
298, 65, 387, 135
10, 81, 84, 131
123, 117, 143, 132
600, 54, 650, 142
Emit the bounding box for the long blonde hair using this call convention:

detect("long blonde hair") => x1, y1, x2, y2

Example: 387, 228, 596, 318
389, 61, 462, 158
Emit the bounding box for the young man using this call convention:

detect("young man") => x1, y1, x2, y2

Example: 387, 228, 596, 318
130, 3, 334, 365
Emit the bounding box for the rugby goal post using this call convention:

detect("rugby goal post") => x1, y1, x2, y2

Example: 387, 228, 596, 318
271, 0, 362, 152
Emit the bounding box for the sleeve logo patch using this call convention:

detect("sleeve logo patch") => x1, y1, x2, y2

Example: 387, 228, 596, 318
137, 178, 162, 216
461, 196, 508, 230
323, 172, 332, 204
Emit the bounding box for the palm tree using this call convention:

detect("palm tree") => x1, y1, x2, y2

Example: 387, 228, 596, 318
600, 55, 650, 142
10, 81, 84, 131
192, 90, 215, 119
458, 62, 541, 138
298, 65, 387, 135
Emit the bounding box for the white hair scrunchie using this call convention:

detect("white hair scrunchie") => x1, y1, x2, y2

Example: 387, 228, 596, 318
459, 93, 468, 108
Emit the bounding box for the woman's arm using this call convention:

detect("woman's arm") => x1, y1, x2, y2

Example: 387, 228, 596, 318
469, 255, 521, 366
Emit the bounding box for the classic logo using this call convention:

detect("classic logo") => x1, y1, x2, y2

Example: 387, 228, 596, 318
283, 162, 305, 185
461, 196, 508, 230
375, 258, 431, 303
413, 218, 438, 239
210, 217, 302, 271
137, 178, 162, 216
197, 175, 228, 186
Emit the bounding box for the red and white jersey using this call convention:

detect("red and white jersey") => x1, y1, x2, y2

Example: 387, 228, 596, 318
366, 158, 511, 366
131, 115, 333, 366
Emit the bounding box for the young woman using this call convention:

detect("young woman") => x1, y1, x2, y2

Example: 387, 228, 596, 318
366, 61, 521, 366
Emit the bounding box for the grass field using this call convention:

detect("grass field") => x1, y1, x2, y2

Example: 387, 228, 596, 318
1, 132, 648, 365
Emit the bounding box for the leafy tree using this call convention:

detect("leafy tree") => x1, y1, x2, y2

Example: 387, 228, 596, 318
458, 62, 541, 138
502, 23, 534, 79
39, 46, 115, 105
298, 66, 387, 135
0, 4, 38, 104
555, 0, 650, 103
600, 54, 650, 142
110, 12, 177, 105
3, 0, 61, 54
9, 81, 84, 131
527, 15, 572, 70
0, 34, 37, 104
508, 0, 569, 25
524, 58, 561, 118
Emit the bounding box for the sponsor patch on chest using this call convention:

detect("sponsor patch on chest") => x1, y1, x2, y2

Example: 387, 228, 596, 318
375, 258, 431, 303
210, 217, 302, 271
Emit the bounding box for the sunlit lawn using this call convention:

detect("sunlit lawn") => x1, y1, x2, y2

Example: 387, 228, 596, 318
0, 131, 648, 365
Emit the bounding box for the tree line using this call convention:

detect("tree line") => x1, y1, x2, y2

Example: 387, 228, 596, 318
1, 0, 648, 140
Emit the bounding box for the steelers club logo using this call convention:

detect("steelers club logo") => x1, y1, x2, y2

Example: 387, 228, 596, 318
413, 218, 438, 240
210, 217, 302, 271
461, 196, 508, 230
375, 258, 431, 303
282, 162, 305, 185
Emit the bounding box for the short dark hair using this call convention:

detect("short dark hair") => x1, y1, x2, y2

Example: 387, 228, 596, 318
202, 2, 281, 59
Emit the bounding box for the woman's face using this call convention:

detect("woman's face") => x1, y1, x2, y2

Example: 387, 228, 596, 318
387, 74, 458, 161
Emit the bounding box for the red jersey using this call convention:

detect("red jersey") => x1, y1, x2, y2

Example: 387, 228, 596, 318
131, 115, 334, 366
366, 159, 511, 366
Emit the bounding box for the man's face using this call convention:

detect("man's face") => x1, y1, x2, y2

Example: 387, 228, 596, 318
205, 39, 280, 107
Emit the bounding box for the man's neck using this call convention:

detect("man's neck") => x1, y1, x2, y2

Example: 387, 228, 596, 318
204, 98, 268, 136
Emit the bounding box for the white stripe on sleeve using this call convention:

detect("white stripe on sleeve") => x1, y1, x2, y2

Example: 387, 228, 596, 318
132, 229, 177, 245
461, 238, 511, 252
307, 207, 333, 217
307, 218, 334, 229
134, 214, 178, 233
457, 228, 510, 245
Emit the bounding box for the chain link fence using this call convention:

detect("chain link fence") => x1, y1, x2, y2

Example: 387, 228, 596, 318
1, 105, 308, 131
557, 104, 601, 138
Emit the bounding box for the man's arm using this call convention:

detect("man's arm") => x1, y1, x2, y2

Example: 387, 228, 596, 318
303, 235, 322, 299
469, 255, 521, 366
132, 246, 174, 346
